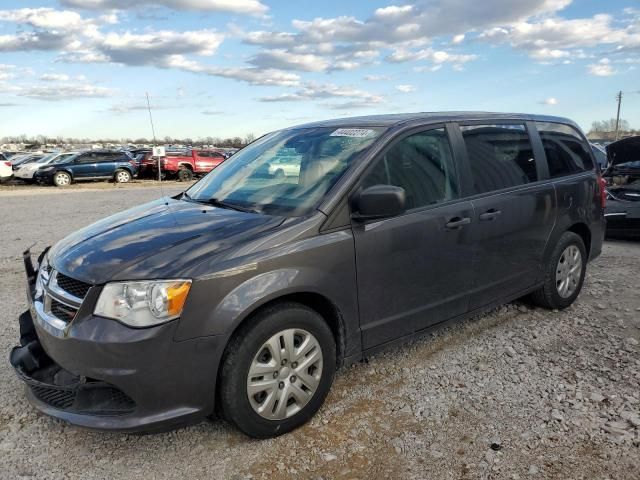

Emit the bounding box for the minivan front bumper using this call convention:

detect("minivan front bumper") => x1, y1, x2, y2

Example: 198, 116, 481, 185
9, 251, 229, 432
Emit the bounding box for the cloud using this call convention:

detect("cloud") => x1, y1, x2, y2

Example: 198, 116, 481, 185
108, 103, 177, 113
17, 83, 115, 100
97, 30, 225, 65
364, 74, 391, 81
259, 82, 384, 106
452, 34, 465, 44
588, 58, 616, 76
249, 49, 329, 72
201, 110, 225, 115
40, 73, 71, 81
386, 47, 477, 66
395, 84, 417, 93
480, 14, 640, 61
162, 55, 301, 87
539, 97, 558, 105
60, 0, 268, 15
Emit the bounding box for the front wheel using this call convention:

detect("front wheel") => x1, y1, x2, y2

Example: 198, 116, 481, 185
114, 169, 132, 183
529, 231, 587, 309
218, 302, 336, 438
53, 171, 71, 187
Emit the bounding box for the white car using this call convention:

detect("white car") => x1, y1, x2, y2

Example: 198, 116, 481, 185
13, 152, 78, 181
267, 156, 302, 178
0, 158, 12, 183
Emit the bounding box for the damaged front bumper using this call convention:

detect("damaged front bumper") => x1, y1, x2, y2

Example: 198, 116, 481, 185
9, 249, 228, 432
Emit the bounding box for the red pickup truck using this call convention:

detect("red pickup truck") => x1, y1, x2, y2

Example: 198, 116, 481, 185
151, 150, 226, 181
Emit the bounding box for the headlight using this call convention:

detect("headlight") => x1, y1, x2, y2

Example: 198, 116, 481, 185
94, 280, 192, 327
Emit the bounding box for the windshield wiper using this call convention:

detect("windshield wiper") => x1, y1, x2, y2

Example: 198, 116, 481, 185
181, 192, 259, 213
206, 198, 260, 214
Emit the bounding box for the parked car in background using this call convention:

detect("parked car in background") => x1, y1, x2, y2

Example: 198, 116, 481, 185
154, 149, 226, 181
33, 150, 137, 186
0, 158, 12, 183
10, 153, 45, 169
603, 136, 640, 235
13, 152, 78, 182
11, 113, 604, 438
591, 143, 608, 170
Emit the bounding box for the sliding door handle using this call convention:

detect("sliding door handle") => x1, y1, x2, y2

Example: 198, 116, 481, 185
445, 217, 471, 230
479, 209, 502, 221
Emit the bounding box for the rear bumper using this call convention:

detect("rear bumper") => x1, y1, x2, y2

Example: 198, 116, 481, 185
9, 251, 229, 433
605, 200, 640, 235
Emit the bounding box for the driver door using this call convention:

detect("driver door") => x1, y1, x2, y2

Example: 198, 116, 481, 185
351, 126, 476, 349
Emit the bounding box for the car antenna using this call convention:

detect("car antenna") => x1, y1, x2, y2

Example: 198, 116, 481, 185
146, 91, 167, 204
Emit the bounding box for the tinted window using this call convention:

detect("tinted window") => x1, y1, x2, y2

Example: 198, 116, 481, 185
76, 154, 96, 164
536, 122, 594, 177
461, 124, 536, 194
362, 128, 458, 209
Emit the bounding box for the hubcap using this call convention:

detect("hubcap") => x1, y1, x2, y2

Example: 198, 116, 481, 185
57, 174, 69, 185
247, 328, 323, 420
555, 245, 582, 298
117, 172, 129, 182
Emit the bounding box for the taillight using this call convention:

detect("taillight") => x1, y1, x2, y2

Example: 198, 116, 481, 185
597, 174, 607, 209
3, 161, 11, 167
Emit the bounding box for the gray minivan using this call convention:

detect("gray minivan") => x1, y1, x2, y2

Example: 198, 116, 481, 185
11, 112, 605, 438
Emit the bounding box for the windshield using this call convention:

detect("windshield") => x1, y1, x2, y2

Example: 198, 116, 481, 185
186, 126, 384, 216
34, 153, 59, 164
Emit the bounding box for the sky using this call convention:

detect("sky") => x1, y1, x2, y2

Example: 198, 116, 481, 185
0, 0, 639, 140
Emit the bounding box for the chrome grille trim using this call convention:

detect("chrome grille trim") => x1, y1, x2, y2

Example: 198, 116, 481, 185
48, 271, 84, 306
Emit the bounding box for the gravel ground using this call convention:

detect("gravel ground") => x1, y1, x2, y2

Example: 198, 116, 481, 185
0, 187, 639, 480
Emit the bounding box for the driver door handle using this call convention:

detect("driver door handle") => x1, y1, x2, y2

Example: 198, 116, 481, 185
479, 209, 502, 221
445, 217, 471, 230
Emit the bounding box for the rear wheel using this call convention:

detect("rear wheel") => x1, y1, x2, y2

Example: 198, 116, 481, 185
53, 171, 71, 187
178, 168, 194, 182
529, 231, 587, 309
114, 169, 132, 183
219, 302, 336, 438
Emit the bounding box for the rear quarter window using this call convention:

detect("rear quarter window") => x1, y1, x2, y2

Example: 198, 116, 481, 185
535, 122, 594, 177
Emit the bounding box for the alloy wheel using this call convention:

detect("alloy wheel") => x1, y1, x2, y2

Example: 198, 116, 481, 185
555, 245, 582, 298
247, 328, 323, 420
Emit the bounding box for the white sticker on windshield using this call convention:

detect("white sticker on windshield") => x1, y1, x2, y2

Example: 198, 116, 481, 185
330, 128, 375, 138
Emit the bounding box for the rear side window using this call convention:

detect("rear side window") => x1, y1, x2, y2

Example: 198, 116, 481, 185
362, 128, 459, 210
460, 124, 537, 194
536, 122, 594, 177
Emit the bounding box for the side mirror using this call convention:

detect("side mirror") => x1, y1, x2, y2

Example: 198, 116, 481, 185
353, 185, 406, 220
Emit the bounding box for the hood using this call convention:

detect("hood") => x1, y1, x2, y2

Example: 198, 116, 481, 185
606, 136, 640, 166
48, 197, 285, 284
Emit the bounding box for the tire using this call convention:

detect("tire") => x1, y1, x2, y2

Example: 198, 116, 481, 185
178, 168, 194, 182
529, 231, 587, 310
53, 171, 71, 187
218, 302, 336, 438
114, 169, 132, 183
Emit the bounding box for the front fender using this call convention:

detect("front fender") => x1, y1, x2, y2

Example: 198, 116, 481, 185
174, 229, 360, 356
183, 268, 336, 337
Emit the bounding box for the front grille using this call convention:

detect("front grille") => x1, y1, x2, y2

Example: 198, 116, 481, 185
55, 273, 91, 299
50, 298, 77, 323
28, 381, 136, 415
31, 385, 76, 409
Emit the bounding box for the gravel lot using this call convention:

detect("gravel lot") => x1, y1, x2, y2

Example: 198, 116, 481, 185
1, 187, 639, 480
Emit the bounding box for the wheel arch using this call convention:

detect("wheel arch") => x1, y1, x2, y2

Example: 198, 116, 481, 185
222, 291, 346, 369
542, 220, 592, 269
566, 222, 591, 258
178, 162, 194, 170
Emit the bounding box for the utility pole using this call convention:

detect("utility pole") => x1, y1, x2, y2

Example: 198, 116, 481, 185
614, 90, 623, 141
